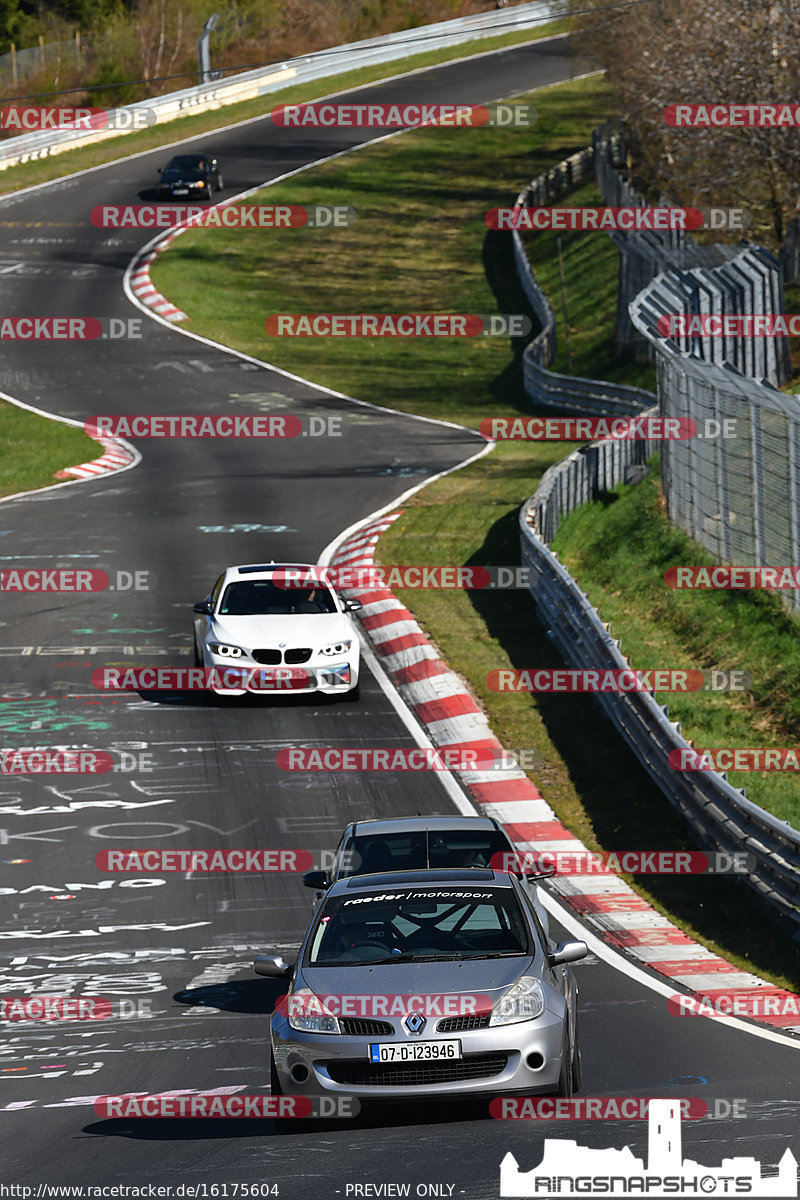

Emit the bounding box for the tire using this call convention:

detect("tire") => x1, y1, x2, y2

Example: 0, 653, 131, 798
217, 173, 224, 189
193, 638, 203, 667
556, 1029, 573, 1098
205, 181, 213, 200
343, 678, 360, 702
570, 1038, 582, 1093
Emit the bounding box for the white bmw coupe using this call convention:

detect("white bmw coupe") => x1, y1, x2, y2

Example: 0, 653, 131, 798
192, 563, 362, 699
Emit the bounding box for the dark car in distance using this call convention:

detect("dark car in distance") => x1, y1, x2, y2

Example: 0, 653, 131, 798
156, 153, 223, 200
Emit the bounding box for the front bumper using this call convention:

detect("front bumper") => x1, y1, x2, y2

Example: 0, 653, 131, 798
270, 1011, 566, 1100
203, 651, 358, 696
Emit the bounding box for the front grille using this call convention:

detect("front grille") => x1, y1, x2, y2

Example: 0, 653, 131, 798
437, 1014, 492, 1033
252, 649, 281, 664
285, 648, 312, 664
339, 1018, 394, 1037
326, 1053, 508, 1087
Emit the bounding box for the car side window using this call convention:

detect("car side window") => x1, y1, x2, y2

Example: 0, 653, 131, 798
210, 574, 225, 609
516, 882, 549, 953
332, 832, 351, 879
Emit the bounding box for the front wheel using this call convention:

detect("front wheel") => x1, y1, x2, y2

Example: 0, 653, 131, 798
570, 1038, 582, 1093
217, 173, 224, 189
343, 678, 361, 703
193, 638, 203, 667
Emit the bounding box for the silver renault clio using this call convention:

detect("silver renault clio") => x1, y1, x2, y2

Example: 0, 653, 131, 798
254, 869, 587, 1101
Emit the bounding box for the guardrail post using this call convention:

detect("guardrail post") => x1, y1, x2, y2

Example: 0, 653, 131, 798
198, 13, 220, 85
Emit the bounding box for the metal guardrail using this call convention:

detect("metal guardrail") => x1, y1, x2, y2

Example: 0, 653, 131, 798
511, 150, 657, 415
519, 495, 800, 935
510, 146, 800, 933
592, 126, 792, 382
0, 0, 563, 171
630, 266, 800, 613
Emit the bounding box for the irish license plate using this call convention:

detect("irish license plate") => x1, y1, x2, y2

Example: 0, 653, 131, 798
369, 1040, 461, 1063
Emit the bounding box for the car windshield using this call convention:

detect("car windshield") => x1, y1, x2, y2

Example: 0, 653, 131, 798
307, 887, 532, 966
339, 829, 513, 876
219, 580, 338, 616
164, 157, 206, 175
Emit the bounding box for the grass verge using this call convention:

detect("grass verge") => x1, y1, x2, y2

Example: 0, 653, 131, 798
552, 460, 800, 827
520, 182, 655, 391
149, 71, 799, 988
0, 404, 100, 497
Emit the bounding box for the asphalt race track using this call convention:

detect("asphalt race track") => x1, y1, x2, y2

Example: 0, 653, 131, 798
0, 33, 797, 1195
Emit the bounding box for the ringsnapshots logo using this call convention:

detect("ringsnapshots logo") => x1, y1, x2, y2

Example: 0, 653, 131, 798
265, 314, 530, 337
0, 106, 156, 132
498, 1099, 795, 1198
486, 206, 749, 232
271, 102, 536, 128
91, 204, 355, 229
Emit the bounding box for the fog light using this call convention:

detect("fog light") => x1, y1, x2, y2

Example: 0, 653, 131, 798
526, 1051, 545, 1070
290, 1063, 309, 1084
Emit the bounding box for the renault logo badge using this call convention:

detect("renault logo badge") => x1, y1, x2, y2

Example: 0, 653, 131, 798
403, 1011, 426, 1035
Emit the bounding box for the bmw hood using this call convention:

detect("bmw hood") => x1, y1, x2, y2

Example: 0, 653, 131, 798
210, 612, 354, 649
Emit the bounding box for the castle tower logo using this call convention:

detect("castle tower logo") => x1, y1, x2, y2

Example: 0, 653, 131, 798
500, 1099, 797, 1197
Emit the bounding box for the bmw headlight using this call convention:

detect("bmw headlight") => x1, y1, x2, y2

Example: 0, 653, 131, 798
489, 976, 545, 1026
320, 640, 352, 657
287, 990, 340, 1034
209, 643, 244, 658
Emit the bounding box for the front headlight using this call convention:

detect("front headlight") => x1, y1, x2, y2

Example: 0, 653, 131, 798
489, 976, 545, 1026
188, 180, 205, 187
287, 990, 341, 1034
320, 640, 352, 657
209, 643, 244, 658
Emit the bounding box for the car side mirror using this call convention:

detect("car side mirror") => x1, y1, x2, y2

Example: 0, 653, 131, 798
253, 954, 294, 979
343, 598, 362, 612
548, 940, 588, 967
193, 600, 212, 614
303, 870, 329, 890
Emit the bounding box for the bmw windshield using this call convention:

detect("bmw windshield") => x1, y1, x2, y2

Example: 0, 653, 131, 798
307, 886, 533, 967
218, 580, 338, 615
